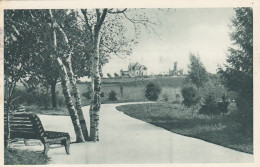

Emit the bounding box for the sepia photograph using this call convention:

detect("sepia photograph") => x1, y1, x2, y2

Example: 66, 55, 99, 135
0, 0, 259, 166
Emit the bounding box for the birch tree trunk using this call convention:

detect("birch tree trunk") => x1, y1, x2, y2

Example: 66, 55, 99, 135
81, 9, 107, 141
64, 55, 89, 140
89, 27, 102, 141
56, 58, 85, 142
55, 25, 89, 141
49, 9, 84, 142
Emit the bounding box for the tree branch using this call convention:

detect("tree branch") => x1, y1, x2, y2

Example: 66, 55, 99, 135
96, 9, 101, 24
107, 8, 127, 14
96, 9, 108, 30
100, 43, 119, 56
81, 9, 93, 40
122, 12, 157, 26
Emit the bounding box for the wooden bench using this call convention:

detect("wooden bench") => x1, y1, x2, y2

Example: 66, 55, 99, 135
4, 112, 70, 155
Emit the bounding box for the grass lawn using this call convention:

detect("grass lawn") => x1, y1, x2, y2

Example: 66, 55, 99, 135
4, 147, 49, 165
116, 102, 253, 154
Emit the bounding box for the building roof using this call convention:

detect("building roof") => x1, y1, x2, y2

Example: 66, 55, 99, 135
128, 62, 147, 70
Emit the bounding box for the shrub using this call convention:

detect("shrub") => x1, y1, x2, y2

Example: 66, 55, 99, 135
199, 95, 219, 115
8, 88, 66, 109
199, 76, 228, 101
108, 90, 118, 101
36, 92, 51, 108
181, 84, 200, 107
100, 91, 105, 98
82, 90, 92, 100
217, 94, 229, 114
56, 95, 66, 107
145, 82, 162, 101
234, 96, 253, 133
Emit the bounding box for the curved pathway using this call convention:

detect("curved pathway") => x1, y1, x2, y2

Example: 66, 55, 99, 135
14, 102, 253, 164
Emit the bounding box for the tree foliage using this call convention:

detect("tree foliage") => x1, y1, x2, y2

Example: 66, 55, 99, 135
219, 8, 253, 96
145, 82, 162, 101
218, 8, 253, 131
181, 84, 200, 107
187, 53, 208, 88
108, 90, 118, 101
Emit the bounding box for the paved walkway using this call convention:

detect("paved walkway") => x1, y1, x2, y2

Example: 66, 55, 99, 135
13, 103, 253, 164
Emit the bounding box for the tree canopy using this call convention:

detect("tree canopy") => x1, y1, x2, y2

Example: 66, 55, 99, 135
218, 8, 253, 99
186, 53, 208, 88
218, 8, 253, 131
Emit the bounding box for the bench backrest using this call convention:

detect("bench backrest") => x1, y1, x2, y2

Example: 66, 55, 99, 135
4, 113, 45, 140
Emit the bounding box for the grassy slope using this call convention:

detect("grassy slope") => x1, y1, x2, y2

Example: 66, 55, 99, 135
4, 148, 49, 165
116, 103, 253, 154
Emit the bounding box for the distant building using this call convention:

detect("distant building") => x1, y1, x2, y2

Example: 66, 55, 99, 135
169, 61, 183, 76
120, 62, 147, 77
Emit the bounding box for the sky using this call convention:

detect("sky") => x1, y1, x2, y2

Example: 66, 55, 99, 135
102, 8, 235, 76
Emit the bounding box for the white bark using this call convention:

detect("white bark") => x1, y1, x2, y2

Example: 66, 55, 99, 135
55, 24, 89, 141
49, 9, 84, 142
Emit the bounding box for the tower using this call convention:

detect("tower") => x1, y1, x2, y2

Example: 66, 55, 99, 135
173, 61, 178, 75
174, 61, 178, 71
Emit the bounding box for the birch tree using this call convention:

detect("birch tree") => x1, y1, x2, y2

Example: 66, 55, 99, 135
50, 9, 89, 140
49, 9, 85, 142
80, 8, 161, 141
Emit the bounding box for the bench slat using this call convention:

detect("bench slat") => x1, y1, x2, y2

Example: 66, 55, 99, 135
9, 121, 32, 125
10, 124, 33, 128
10, 133, 39, 139
7, 117, 30, 120
7, 127, 34, 131
10, 130, 37, 137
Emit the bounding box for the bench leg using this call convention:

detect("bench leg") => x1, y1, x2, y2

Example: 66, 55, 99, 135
43, 143, 49, 155
64, 139, 70, 155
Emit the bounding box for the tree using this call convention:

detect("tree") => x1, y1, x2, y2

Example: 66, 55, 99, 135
18, 10, 61, 109
4, 10, 37, 147
145, 82, 162, 101
181, 84, 200, 107
114, 72, 119, 78
108, 90, 118, 101
49, 10, 85, 142
50, 9, 89, 140
187, 53, 208, 88
15, 10, 91, 109
218, 8, 253, 131
80, 8, 163, 141
107, 73, 112, 78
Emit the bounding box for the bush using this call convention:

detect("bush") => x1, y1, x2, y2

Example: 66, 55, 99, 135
9, 88, 66, 109
234, 96, 253, 133
199, 95, 219, 115
56, 95, 66, 107
108, 90, 118, 101
181, 84, 200, 107
100, 91, 105, 98
217, 94, 229, 114
36, 92, 51, 108
145, 82, 162, 101
82, 90, 92, 100
199, 76, 229, 101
